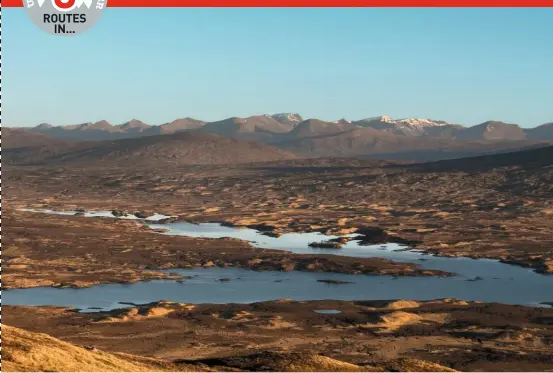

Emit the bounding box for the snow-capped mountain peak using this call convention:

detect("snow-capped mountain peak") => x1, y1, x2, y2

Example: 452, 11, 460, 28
355, 116, 457, 136
360, 116, 449, 127
271, 113, 304, 125
360, 115, 449, 127
397, 118, 449, 127
370, 115, 394, 122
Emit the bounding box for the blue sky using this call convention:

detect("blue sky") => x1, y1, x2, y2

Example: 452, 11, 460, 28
3, 8, 552, 127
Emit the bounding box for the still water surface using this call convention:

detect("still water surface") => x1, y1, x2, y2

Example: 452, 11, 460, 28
4, 209, 552, 310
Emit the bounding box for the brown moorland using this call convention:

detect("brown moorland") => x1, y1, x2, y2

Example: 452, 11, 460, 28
5, 298, 553, 371
3, 129, 553, 372
4, 145, 553, 273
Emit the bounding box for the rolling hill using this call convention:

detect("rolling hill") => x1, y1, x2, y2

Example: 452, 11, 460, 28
410, 143, 553, 173
526, 122, 553, 140
275, 126, 551, 161
2, 128, 90, 165
6, 131, 298, 166
2, 127, 70, 149
455, 121, 527, 141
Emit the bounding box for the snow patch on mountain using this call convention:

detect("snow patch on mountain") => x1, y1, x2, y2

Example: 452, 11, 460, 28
355, 116, 456, 136
362, 116, 449, 127
271, 113, 304, 125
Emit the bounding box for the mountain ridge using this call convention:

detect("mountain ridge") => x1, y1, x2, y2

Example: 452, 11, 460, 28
18, 114, 552, 143
6, 114, 553, 163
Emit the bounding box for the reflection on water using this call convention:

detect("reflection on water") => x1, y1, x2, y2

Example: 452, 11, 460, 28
314, 309, 342, 314
6, 208, 553, 310
145, 221, 539, 280
4, 266, 552, 311
19, 208, 172, 221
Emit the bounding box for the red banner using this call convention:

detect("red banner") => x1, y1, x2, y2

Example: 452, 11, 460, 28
4, 0, 553, 5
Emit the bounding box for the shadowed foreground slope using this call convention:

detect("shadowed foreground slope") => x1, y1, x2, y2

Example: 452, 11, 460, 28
410, 144, 553, 173
2, 324, 456, 372
1, 325, 184, 372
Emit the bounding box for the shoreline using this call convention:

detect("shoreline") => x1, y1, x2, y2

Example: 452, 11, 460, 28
13, 203, 553, 275
2, 208, 450, 291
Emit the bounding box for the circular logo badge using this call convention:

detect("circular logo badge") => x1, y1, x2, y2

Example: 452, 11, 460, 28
23, 0, 107, 36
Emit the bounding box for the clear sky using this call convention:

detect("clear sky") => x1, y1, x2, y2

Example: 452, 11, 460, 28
3, 8, 552, 128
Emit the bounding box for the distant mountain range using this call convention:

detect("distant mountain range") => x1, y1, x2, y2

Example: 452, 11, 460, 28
4, 113, 552, 164
27, 117, 206, 141
18, 114, 552, 142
